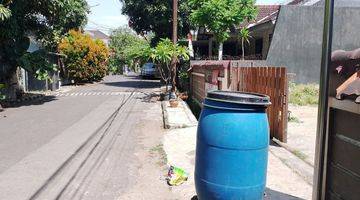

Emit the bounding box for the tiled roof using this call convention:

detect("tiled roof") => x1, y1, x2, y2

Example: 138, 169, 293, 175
239, 5, 280, 29
287, 0, 306, 5
255, 5, 281, 21
85, 30, 110, 40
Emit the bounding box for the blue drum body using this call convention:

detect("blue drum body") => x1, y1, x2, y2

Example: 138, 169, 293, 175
195, 91, 270, 200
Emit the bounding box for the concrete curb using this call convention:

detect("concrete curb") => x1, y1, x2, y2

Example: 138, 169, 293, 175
269, 141, 314, 186
180, 100, 198, 125
1, 94, 45, 107
161, 100, 198, 129
273, 138, 314, 167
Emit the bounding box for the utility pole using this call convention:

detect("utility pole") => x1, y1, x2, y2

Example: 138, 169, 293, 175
313, 0, 334, 199
170, 0, 178, 97
172, 0, 178, 44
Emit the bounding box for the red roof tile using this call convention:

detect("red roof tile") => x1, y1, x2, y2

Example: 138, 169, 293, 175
255, 5, 280, 22
287, 0, 306, 5
239, 5, 280, 28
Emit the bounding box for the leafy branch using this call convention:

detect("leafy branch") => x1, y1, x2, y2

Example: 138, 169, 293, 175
18, 50, 58, 82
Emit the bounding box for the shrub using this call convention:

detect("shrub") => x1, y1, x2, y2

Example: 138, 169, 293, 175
289, 82, 319, 106
0, 83, 5, 100
58, 30, 109, 83
18, 50, 58, 82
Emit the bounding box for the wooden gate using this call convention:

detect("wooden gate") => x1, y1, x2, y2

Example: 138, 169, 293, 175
230, 66, 288, 142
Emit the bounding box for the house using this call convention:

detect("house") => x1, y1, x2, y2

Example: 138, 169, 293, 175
192, 0, 360, 84
192, 5, 281, 60
266, 0, 360, 83
85, 30, 110, 46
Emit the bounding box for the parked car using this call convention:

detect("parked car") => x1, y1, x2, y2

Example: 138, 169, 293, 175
140, 63, 160, 79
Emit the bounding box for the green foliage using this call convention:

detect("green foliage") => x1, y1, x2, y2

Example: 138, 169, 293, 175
120, 0, 191, 44
149, 38, 189, 86
151, 39, 189, 66
178, 60, 191, 92
0, 0, 89, 84
58, 30, 110, 83
108, 27, 150, 73
35, 0, 89, 50
130, 38, 189, 90
0, 83, 5, 100
289, 82, 319, 106
239, 27, 252, 44
18, 50, 58, 81
188, 0, 257, 43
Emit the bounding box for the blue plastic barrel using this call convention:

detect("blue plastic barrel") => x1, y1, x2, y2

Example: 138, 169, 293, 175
195, 90, 271, 200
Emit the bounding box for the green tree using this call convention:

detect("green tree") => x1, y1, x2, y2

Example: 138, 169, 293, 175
120, 0, 191, 44
0, 0, 89, 98
18, 50, 58, 81
188, 0, 257, 60
58, 30, 109, 83
108, 27, 150, 73
238, 27, 252, 60
150, 38, 189, 93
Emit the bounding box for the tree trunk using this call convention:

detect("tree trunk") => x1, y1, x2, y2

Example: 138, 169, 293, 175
4, 68, 22, 100
242, 39, 245, 60
170, 57, 177, 94
218, 42, 223, 60
171, 0, 178, 96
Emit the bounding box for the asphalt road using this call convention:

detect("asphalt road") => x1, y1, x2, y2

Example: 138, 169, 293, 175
0, 75, 160, 174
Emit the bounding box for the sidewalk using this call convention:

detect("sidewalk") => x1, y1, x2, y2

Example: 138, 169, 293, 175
162, 100, 313, 200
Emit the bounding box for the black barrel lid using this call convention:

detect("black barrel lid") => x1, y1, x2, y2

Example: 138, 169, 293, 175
206, 90, 271, 106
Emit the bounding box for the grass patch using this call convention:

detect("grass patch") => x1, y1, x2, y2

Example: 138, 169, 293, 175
289, 82, 319, 106
292, 150, 308, 161
150, 144, 168, 166
288, 115, 301, 123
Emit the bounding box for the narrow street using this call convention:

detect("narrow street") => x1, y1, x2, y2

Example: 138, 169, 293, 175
0, 75, 176, 199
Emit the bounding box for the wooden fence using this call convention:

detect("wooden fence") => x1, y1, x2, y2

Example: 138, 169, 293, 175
230, 66, 288, 142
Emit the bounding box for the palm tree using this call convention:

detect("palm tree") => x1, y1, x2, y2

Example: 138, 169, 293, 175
238, 28, 252, 60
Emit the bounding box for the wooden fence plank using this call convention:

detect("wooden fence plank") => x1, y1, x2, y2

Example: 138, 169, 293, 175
202, 65, 289, 142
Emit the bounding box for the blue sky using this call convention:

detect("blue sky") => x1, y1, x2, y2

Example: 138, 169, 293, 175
86, 0, 289, 34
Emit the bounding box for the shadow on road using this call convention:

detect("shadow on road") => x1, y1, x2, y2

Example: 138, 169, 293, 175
137, 92, 160, 103
265, 188, 306, 200
102, 80, 160, 89
190, 188, 306, 200
1, 95, 58, 109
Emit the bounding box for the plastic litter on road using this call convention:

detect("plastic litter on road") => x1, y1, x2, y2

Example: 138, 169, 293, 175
166, 165, 188, 186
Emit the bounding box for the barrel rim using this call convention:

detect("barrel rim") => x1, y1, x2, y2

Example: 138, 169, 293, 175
206, 90, 271, 107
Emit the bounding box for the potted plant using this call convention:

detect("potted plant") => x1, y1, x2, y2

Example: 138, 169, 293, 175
178, 92, 189, 101
169, 98, 180, 108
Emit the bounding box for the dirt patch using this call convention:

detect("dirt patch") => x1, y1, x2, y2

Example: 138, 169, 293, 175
287, 104, 318, 166
117, 101, 180, 200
